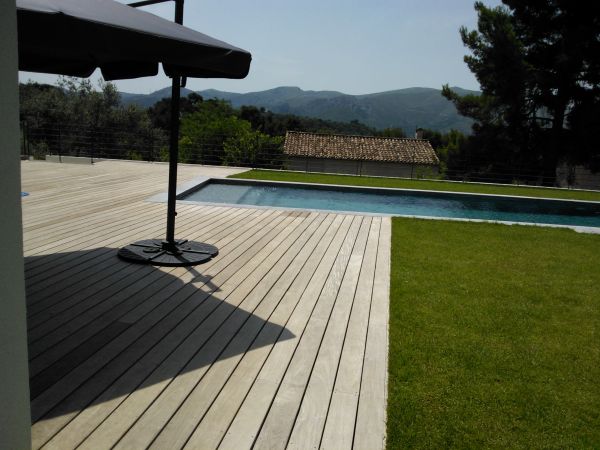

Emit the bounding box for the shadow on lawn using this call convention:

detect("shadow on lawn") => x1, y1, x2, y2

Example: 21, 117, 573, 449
24, 247, 294, 420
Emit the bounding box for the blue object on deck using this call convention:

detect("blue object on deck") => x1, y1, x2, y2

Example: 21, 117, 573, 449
181, 180, 600, 229
21, 192, 29, 197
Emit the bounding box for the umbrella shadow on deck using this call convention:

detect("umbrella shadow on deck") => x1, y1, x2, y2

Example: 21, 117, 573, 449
24, 247, 294, 421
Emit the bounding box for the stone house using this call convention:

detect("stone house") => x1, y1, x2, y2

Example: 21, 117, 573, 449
283, 131, 439, 178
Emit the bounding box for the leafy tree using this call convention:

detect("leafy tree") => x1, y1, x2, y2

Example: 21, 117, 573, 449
223, 130, 283, 168
568, 96, 600, 172
444, 1, 600, 185
147, 92, 204, 131
19, 82, 69, 127
238, 105, 266, 130
238, 105, 376, 136
20, 78, 160, 159
442, 3, 534, 182
419, 128, 468, 179
376, 127, 406, 138
179, 101, 250, 164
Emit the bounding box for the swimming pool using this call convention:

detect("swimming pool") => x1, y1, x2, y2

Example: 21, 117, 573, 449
179, 179, 600, 230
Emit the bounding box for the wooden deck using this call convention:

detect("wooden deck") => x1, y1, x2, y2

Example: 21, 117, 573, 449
21, 160, 390, 450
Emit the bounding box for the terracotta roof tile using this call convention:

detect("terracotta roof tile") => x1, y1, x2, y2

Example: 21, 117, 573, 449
283, 131, 439, 165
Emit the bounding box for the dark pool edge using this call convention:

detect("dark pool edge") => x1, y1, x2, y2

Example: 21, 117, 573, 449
201, 177, 600, 206
248, 167, 600, 196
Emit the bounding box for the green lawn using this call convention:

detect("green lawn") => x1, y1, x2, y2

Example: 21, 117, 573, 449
230, 169, 600, 447
230, 170, 600, 201
388, 218, 600, 449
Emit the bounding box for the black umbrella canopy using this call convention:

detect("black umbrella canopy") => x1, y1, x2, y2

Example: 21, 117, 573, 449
17, 0, 252, 266
17, 0, 251, 80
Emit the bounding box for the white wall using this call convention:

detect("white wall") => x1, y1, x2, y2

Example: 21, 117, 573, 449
286, 157, 439, 178
0, 2, 31, 449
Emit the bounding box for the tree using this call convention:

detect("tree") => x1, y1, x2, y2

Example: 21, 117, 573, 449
19, 82, 69, 127
376, 127, 406, 138
178, 103, 284, 167
147, 93, 204, 130
223, 130, 283, 168
238, 105, 376, 137
179, 100, 249, 164
507, 0, 600, 181
444, 1, 600, 185
416, 128, 468, 179
20, 78, 160, 160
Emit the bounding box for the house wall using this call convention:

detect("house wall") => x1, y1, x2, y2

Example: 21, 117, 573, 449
0, 2, 31, 449
556, 163, 600, 190
287, 157, 361, 175
286, 157, 439, 178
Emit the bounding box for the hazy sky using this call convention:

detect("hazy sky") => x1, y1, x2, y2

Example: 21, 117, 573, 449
19, 0, 502, 95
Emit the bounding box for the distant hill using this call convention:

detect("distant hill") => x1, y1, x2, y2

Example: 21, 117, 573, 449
120, 85, 478, 134
120, 86, 196, 109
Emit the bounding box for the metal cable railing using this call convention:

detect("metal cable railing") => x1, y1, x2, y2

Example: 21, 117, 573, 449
20, 123, 600, 190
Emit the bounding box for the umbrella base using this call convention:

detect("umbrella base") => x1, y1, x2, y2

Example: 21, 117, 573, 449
118, 239, 218, 266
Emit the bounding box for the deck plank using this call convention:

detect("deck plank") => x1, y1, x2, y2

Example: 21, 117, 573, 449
51, 213, 326, 450
20, 160, 391, 450
182, 215, 342, 450
146, 214, 328, 450
286, 217, 372, 450
25, 207, 240, 312
353, 217, 391, 450
40, 213, 317, 450
320, 217, 381, 450
251, 216, 364, 450
27, 209, 277, 361
217, 215, 354, 450
30, 209, 284, 426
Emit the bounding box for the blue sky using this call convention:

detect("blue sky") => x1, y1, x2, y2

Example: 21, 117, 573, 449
19, 0, 502, 95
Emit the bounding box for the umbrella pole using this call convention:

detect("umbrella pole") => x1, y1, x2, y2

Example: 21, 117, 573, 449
117, 0, 219, 266
165, 0, 183, 246
164, 74, 180, 245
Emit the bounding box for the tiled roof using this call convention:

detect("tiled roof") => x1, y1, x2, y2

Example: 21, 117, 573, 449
284, 131, 439, 165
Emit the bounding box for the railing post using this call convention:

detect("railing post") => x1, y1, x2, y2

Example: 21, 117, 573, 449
91, 127, 95, 164
150, 130, 155, 162
21, 121, 27, 157
26, 122, 30, 157
58, 125, 62, 163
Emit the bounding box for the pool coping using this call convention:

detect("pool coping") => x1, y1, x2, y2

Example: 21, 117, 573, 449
181, 177, 600, 204
147, 176, 600, 235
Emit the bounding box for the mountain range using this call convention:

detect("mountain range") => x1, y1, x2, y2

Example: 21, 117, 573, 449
120, 86, 479, 134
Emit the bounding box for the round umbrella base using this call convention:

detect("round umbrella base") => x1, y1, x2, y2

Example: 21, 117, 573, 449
118, 239, 218, 267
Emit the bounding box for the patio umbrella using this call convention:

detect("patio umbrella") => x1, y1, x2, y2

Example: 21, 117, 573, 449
17, 0, 252, 266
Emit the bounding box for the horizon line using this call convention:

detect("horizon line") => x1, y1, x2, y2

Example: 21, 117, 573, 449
118, 84, 481, 97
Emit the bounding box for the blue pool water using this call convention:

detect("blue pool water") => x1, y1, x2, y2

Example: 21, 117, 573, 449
181, 180, 600, 228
